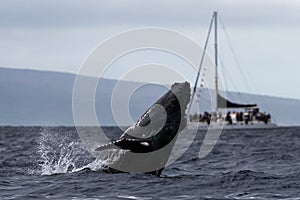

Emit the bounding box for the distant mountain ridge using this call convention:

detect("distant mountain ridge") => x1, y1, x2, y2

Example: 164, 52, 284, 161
0, 67, 299, 126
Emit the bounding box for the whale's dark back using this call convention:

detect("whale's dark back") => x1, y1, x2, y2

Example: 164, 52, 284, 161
133, 81, 191, 150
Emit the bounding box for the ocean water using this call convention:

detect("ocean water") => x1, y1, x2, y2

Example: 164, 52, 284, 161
1, 126, 300, 199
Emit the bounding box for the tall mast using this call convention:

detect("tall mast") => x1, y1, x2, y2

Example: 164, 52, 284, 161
187, 12, 215, 114
214, 11, 219, 112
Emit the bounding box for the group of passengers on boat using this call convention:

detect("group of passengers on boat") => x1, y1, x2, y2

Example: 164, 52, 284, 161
189, 108, 271, 125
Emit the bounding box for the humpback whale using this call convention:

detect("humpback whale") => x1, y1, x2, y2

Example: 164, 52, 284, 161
95, 81, 191, 176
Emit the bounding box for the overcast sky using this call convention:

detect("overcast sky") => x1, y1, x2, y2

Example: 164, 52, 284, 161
1, 0, 300, 99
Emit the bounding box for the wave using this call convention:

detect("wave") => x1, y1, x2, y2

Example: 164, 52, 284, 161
225, 192, 299, 199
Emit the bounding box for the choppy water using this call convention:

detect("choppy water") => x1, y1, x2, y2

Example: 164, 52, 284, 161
1, 126, 300, 199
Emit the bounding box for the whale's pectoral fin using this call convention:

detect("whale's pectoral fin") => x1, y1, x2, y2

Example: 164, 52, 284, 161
95, 138, 153, 153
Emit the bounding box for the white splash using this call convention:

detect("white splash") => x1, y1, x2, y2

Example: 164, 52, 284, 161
37, 128, 89, 175
36, 128, 125, 175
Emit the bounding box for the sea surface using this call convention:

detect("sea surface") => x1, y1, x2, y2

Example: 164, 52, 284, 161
1, 126, 300, 199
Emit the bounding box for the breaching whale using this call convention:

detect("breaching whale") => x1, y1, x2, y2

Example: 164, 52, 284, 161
95, 81, 191, 176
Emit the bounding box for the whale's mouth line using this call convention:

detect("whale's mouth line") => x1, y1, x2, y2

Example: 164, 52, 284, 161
95, 138, 153, 153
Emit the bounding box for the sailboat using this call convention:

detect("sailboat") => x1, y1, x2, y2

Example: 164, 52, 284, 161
188, 11, 277, 130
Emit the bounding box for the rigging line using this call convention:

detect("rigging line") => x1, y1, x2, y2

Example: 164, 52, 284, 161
188, 13, 215, 115
219, 42, 250, 102
218, 16, 256, 102
220, 60, 254, 103
217, 22, 250, 103
219, 60, 242, 101
218, 36, 241, 101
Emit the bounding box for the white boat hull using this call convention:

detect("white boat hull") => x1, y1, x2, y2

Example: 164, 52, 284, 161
188, 121, 278, 130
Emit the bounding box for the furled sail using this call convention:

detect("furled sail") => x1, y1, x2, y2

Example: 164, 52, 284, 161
217, 93, 257, 108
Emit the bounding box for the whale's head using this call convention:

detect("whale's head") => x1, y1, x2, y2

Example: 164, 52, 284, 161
96, 81, 191, 151
170, 81, 191, 115
152, 81, 191, 134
